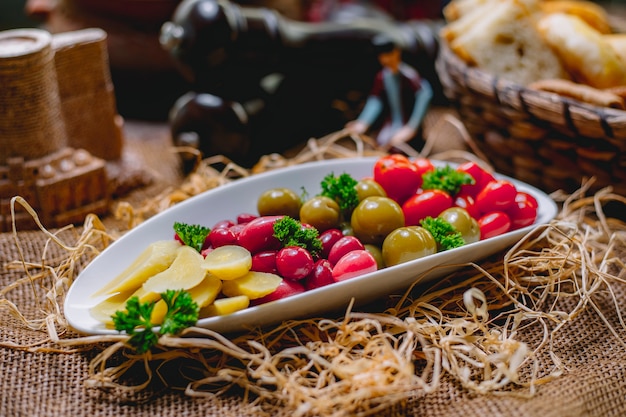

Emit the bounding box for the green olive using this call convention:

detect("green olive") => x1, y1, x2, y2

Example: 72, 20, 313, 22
339, 221, 354, 236
382, 226, 437, 267
364, 244, 385, 269
439, 207, 481, 244
299, 196, 341, 232
355, 178, 387, 201
351, 196, 405, 245
257, 187, 302, 218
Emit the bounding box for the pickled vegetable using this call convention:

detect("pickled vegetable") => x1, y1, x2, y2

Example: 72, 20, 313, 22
143, 245, 207, 294
221, 271, 282, 299
95, 240, 180, 296
202, 245, 252, 280
202, 295, 250, 316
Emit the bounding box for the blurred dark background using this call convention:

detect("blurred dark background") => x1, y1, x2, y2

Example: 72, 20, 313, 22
0, 0, 449, 121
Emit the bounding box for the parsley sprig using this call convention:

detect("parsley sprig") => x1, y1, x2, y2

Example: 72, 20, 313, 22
112, 289, 199, 353
421, 166, 474, 196
420, 217, 465, 251
320, 172, 359, 215
273, 216, 323, 257
173, 222, 210, 252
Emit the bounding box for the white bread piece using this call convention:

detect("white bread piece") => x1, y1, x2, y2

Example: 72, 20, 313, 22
443, 0, 496, 22
448, 0, 568, 85
537, 13, 626, 88
444, 0, 541, 21
540, 0, 611, 34
605, 34, 626, 67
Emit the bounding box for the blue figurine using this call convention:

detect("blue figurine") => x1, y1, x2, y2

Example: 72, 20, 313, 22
345, 34, 432, 148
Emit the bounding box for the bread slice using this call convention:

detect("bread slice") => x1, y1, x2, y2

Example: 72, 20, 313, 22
537, 13, 626, 88
605, 34, 626, 67
443, 0, 496, 22
540, 0, 612, 34
447, 0, 568, 85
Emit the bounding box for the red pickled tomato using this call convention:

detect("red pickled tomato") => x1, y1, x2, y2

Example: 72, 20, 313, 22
332, 250, 378, 282
516, 191, 538, 208
304, 259, 334, 290
412, 157, 435, 177
402, 189, 453, 226
251, 279, 306, 305
507, 193, 538, 230
373, 154, 422, 204
228, 223, 246, 240
327, 235, 365, 265
237, 213, 257, 224
319, 228, 343, 258
457, 161, 495, 197
478, 211, 511, 240
207, 227, 237, 248
212, 219, 235, 229
276, 246, 314, 280
475, 180, 517, 215
454, 193, 480, 220
237, 215, 283, 254
251, 250, 278, 274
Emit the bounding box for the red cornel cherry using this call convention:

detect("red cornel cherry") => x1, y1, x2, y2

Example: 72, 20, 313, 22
332, 250, 378, 282
276, 246, 314, 281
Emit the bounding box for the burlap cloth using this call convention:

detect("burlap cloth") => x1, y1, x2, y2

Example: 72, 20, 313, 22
2, 113, 626, 417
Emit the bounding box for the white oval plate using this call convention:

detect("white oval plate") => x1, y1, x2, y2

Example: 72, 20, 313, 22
65, 157, 558, 335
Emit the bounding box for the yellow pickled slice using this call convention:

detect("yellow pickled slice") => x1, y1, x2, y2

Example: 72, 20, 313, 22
201, 245, 252, 280
188, 274, 223, 308
90, 291, 132, 325
143, 245, 207, 294
94, 240, 181, 296
221, 271, 282, 299
201, 295, 250, 317
150, 299, 168, 325
90, 287, 160, 326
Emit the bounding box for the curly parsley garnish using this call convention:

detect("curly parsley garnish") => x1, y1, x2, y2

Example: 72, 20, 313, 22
112, 289, 199, 354
420, 217, 465, 251
173, 222, 210, 252
421, 165, 474, 196
320, 172, 359, 215
273, 216, 323, 257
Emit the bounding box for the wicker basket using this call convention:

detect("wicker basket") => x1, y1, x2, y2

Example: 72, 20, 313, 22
435, 40, 626, 196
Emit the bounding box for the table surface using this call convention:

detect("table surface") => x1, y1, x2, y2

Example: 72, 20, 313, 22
2, 116, 626, 417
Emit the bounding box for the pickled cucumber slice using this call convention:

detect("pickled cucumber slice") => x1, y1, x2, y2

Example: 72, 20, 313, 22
142, 245, 207, 294
188, 274, 223, 308
201, 295, 250, 317
94, 240, 181, 296
90, 287, 160, 326
221, 271, 282, 299
150, 299, 168, 325
201, 245, 252, 280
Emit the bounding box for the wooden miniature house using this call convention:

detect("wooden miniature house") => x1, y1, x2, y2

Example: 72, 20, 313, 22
0, 28, 123, 231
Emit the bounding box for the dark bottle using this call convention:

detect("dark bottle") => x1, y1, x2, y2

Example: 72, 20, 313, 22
161, 0, 443, 169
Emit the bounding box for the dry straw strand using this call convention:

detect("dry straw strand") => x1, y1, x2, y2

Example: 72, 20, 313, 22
2, 135, 626, 415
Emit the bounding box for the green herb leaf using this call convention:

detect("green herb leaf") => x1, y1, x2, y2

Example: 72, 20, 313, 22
112, 289, 199, 354
273, 216, 323, 256
320, 172, 359, 215
421, 166, 474, 196
173, 222, 210, 252
112, 296, 157, 354
420, 217, 465, 251
160, 289, 199, 335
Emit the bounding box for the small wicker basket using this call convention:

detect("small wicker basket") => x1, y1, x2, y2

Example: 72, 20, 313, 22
435, 40, 626, 196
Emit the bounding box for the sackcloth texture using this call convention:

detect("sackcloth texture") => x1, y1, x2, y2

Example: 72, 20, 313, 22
1, 112, 626, 417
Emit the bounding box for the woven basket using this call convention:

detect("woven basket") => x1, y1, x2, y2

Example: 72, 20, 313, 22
435, 40, 626, 196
